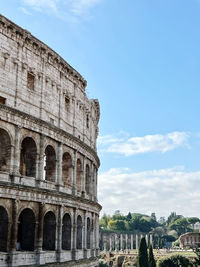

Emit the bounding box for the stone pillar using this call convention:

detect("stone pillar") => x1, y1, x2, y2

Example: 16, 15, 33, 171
136, 234, 139, 250
150, 234, 153, 246
72, 208, 77, 260
146, 234, 148, 247
93, 165, 97, 202
38, 134, 45, 181
83, 211, 87, 258
56, 142, 63, 189
90, 163, 94, 200
72, 150, 77, 195
109, 236, 112, 251
82, 156, 86, 197
126, 234, 128, 250
91, 213, 95, 256
120, 234, 123, 250
96, 214, 100, 256
115, 234, 118, 251
131, 234, 133, 250
8, 199, 18, 266
36, 202, 44, 265
104, 241, 107, 252
12, 125, 21, 175
56, 205, 63, 262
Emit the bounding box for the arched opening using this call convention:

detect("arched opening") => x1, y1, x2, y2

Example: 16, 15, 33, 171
62, 152, 72, 187
0, 206, 8, 252
0, 129, 11, 172
20, 137, 37, 177
43, 211, 56, 250
76, 159, 82, 193
87, 217, 91, 249
85, 164, 90, 195
17, 208, 35, 251
44, 145, 56, 182
62, 213, 71, 250
76, 215, 82, 249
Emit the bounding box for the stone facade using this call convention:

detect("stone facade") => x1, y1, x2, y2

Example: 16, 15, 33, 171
0, 14, 101, 267
179, 232, 200, 249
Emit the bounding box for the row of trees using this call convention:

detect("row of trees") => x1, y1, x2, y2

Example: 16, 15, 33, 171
100, 211, 200, 248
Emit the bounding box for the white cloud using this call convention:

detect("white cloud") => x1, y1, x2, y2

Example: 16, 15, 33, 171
98, 131, 189, 156
98, 167, 200, 219
19, 0, 102, 21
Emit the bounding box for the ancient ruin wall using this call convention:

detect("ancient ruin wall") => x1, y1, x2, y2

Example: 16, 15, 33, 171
0, 14, 101, 267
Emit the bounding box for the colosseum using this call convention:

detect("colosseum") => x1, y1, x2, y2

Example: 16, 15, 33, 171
0, 14, 101, 267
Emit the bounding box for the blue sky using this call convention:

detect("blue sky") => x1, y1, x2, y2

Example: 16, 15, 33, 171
2, 0, 200, 219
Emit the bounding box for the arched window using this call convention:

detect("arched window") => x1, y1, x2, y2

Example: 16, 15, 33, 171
76, 215, 82, 249
17, 208, 35, 251
0, 129, 11, 172
62, 213, 71, 250
43, 211, 56, 250
20, 137, 37, 177
76, 159, 82, 193
62, 152, 72, 186
85, 164, 90, 195
0, 206, 8, 252
87, 217, 91, 249
44, 145, 56, 182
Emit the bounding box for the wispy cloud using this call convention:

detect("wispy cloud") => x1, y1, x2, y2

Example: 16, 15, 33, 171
98, 167, 200, 218
98, 131, 189, 156
19, 0, 103, 21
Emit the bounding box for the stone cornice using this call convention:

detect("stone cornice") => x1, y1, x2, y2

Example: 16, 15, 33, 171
0, 103, 100, 166
0, 14, 87, 90
0, 180, 102, 212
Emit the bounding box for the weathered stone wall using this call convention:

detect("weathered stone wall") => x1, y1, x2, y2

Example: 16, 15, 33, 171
0, 14, 101, 267
179, 232, 200, 248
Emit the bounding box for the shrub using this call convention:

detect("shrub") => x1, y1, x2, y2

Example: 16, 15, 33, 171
157, 254, 192, 267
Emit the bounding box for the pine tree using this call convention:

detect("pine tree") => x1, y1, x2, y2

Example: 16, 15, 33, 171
148, 244, 156, 267
137, 237, 149, 267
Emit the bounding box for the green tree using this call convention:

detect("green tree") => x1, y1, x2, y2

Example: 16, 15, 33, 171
193, 246, 200, 267
127, 212, 132, 221
137, 237, 149, 267
148, 244, 156, 267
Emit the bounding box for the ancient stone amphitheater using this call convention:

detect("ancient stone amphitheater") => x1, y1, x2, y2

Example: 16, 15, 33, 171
0, 14, 101, 267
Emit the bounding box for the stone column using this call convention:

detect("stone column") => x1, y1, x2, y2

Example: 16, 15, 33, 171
72, 208, 77, 260
115, 234, 118, 251
93, 165, 97, 202
37, 134, 45, 181
131, 234, 133, 250
104, 241, 107, 252
150, 234, 153, 246
96, 214, 100, 256
56, 205, 63, 262
12, 125, 21, 175
82, 156, 86, 197
83, 211, 87, 259
56, 142, 63, 189
90, 163, 94, 201
126, 234, 128, 250
72, 150, 77, 195
91, 213, 95, 257
120, 234, 123, 250
109, 236, 112, 251
36, 202, 44, 265
136, 234, 139, 250
8, 199, 18, 266
146, 234, 148, 247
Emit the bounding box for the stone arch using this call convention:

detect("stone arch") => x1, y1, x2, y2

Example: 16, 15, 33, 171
87, 217, 91, 249
62, 213, 71, 250
44, 145, 56, 182
17, 208, 35, 251
85, 164, 90, 195
0, 206, 8, 252
62, 152, 72, 186
43, 211, 56, 250
20, 137, 37, 177
76, 215, 82, 249
0, 128, 11, 172
76, 159, 82, 193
